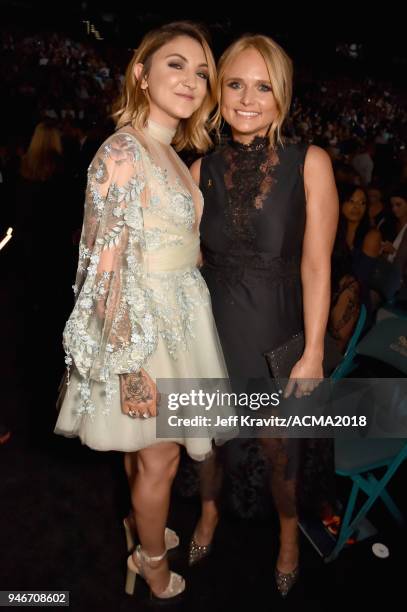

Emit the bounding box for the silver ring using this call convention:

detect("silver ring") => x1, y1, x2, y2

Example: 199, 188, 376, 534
128, 409, 138, 418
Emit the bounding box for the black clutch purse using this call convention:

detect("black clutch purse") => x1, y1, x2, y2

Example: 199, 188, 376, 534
264, 332, 342, 390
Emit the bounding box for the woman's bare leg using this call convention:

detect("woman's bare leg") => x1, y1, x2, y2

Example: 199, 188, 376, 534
129, 442, 180, 593
124, 453, 137, 529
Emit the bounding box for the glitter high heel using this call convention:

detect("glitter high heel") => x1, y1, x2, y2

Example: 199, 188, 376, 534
188, 534, 212, 566
275, 566, 299, 598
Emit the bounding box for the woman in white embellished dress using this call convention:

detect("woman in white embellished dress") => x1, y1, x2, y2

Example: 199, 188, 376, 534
55, 22, 226, 601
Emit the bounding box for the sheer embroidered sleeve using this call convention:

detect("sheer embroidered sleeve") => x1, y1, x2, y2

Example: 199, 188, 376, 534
63, 132, 158, 392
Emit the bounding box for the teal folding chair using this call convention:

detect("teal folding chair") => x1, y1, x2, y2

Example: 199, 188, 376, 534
325, 438, 407, 561
330, 304, 367, 381
356, 316, 407, 375
326, 313, 407, 561
299, 307, 405, 561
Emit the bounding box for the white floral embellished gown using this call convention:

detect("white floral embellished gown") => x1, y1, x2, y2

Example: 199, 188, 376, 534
54, 120, 228, 460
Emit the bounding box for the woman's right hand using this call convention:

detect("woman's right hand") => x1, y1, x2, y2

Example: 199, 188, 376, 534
119, 369, 159, 418
284, 354, 324, 399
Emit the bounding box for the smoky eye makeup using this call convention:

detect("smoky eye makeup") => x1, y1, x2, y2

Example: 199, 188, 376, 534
168, 61, 183, 70
258, 82, 273, 92
167, 59, 208, 80
224, 79, 273, 92
225, 80, 242, 89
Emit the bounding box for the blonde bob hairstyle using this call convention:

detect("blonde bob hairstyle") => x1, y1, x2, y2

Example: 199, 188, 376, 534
113, 21, 217, 153
211, 34, 293, 148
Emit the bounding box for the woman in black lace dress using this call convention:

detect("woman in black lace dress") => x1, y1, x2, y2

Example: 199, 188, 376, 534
189, 35, 338, 596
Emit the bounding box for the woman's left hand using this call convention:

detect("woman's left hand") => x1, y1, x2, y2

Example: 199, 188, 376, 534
284, 355, 324, 399
381, 241, 396, 255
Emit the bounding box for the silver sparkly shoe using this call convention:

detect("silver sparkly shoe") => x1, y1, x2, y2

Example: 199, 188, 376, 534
275, 566, 299, 598
188, 535, 212, 566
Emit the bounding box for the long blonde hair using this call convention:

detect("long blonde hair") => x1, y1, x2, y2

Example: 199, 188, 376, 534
21, 121, 63, 182
212, 34, 293, 148
113, 22, 217, 153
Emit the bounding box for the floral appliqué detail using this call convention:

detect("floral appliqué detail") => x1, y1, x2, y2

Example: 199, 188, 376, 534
63, 131, 206, 416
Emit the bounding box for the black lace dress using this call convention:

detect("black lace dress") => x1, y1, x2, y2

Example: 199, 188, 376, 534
198, 137, 334, 519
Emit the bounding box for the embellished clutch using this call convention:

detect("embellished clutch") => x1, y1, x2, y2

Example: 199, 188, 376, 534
264, 332, 342, 390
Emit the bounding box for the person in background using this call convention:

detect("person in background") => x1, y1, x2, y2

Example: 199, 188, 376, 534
381, 185, 407, 284
351, 141, 375, 186
367, 182, 387, 229
337, 182, 382, 315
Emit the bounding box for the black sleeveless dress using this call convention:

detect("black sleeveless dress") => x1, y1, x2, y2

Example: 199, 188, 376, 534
199, 137, 333, 519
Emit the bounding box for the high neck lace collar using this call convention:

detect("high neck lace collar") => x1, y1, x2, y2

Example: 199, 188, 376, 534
230, 135, 269, 153
146, 119, 176, 145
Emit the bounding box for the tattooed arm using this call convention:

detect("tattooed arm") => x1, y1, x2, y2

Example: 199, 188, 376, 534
119, 369, 158, 418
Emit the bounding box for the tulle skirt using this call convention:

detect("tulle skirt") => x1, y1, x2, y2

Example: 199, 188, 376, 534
55, 300, 230, 461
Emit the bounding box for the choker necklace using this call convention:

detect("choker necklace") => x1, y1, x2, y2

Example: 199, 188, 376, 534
146, 119, 176, 145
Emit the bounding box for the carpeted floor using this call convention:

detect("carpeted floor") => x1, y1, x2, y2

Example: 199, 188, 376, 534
1, 254, 406, 612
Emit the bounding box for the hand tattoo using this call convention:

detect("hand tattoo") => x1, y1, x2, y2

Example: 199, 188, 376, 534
121, 371, 153, 404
